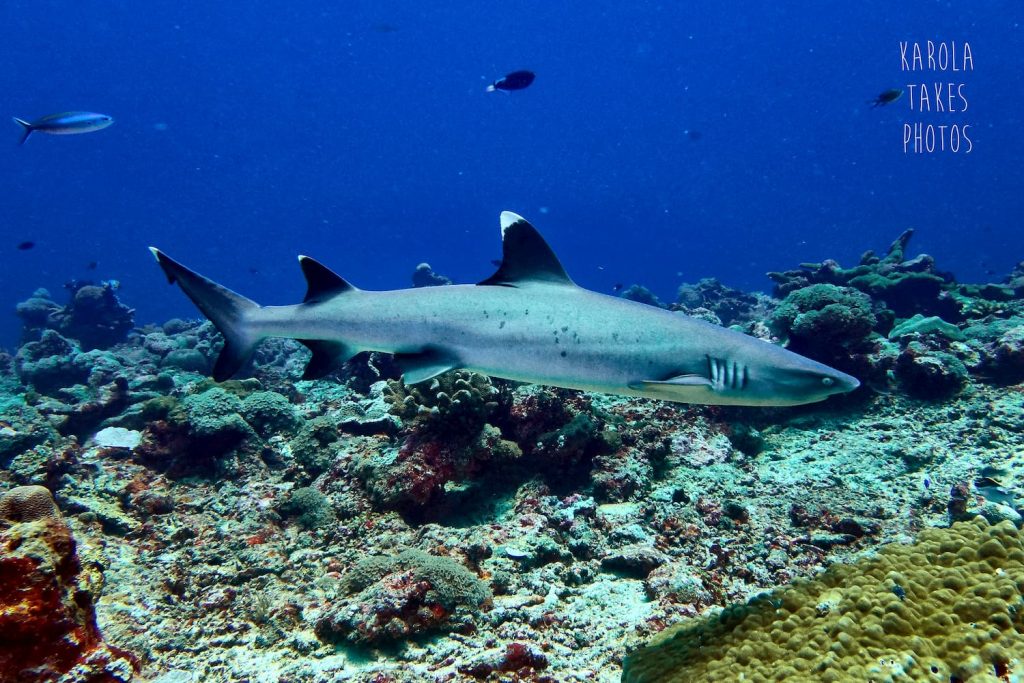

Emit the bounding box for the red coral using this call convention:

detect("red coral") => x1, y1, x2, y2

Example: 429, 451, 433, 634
500, 642, 549, 672
695, 497, 722, 526
0, 512, 138, 681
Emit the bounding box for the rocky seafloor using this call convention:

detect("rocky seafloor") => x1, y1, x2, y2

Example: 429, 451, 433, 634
1, 232, 1022, 683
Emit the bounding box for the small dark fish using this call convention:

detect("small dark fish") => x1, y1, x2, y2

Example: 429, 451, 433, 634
869, 89, 903, 108
372, 23, 399, 33
248, 267, 260, 275
86, 261, 98, 270
13, 111, 114, 145
685, 129, 702, 141
612, 283, 624, 292
17, 240, 35, 250
487, 70, 535, 93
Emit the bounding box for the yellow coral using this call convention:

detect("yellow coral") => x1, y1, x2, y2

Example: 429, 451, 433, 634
623, 519, 1024, 683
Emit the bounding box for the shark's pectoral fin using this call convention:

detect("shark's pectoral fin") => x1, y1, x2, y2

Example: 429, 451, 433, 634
299, 340, 356, 380
394, 349, 459, 384
630, 374, 713, 390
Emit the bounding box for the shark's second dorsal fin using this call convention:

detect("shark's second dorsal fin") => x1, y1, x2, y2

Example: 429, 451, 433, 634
298, 255, 357, 303
478, 211, 575, 287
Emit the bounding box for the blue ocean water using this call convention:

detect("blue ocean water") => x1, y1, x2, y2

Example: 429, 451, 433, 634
2, 1, 1021, 348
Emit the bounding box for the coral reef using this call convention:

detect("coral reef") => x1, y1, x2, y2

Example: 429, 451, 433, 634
674, 278, 766, 327
0, 229, 1020, 682
767, 229, 957, 320
16, 281, 135, 350
622, 518, 1024, 683
411, 263, 452, 288
619, 284, 667, 309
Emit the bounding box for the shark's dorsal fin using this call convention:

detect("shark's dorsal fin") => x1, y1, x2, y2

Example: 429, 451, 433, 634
478, 211, 575, 287
299, 255, 357, 303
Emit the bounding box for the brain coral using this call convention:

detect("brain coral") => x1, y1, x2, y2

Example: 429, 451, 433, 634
622, 518, 1024, 683
0, 485, 61, 523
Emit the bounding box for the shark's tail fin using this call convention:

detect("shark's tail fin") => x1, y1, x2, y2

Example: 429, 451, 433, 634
149, 247, 261, 380
13, 117, 33, 145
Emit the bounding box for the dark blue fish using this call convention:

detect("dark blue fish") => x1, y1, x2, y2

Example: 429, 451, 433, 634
13, 111, 114, 145
486, 70, 535, 93
17, 241, 35, 250
868, 89, 903, 108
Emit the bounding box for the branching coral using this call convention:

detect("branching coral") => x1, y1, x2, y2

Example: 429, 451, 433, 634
382, 371, 501, 436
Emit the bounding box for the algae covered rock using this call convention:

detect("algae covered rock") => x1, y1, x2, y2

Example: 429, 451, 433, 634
16, 282, 135, 351
15, 329, 88, 394
888, 314, 964, 341
0, 397, 58, 464
623, 518, 1024, 683
988, 324, 1024, 383
895, 342, 968, 398
160, 348, 209, 373
315, 549, 491, 644
767, 228, 957, 319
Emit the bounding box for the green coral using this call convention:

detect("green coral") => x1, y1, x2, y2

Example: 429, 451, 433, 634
240, 391, 301, 436
280, 487, 335, 529
181, 387, 252, 439
888, 314, 964, 341
288, 416, 340, 476
773, 284, 877, 348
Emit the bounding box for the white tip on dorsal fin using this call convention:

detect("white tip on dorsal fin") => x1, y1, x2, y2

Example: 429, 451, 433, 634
479, 211, 575, 288
500, 211, 524, 236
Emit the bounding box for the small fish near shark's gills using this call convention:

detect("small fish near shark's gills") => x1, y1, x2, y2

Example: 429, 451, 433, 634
12, 112, 114, 145
150, 212, 859, 407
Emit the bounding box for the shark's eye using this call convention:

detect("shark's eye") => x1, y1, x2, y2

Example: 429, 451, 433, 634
821, 377, 835, 387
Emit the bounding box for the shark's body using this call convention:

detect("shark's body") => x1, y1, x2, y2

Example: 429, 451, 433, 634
151, 212, 859, 406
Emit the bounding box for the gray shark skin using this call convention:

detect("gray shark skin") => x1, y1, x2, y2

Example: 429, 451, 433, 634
150, 212, 859, 406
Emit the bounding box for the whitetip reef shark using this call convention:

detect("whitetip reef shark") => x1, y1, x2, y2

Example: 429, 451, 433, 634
150, 212, 859, 406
